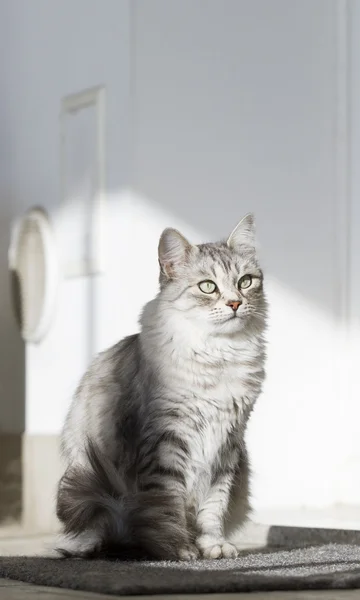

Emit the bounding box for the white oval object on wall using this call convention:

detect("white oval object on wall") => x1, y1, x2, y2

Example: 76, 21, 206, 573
8, 207, 58, 343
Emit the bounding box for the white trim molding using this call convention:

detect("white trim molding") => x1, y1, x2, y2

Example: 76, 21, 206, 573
60, 85, 106, 278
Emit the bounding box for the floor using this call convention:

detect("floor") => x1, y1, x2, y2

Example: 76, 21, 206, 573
1, 578, 360, 600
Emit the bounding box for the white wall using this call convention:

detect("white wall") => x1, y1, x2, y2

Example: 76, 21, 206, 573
0, 0, 358, 512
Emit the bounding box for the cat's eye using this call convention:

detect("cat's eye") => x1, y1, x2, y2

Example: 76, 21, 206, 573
238, 274, 252, 290
198, 280, 217, 294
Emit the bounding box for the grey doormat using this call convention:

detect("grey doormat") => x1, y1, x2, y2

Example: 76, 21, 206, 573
1, 543, 360, 595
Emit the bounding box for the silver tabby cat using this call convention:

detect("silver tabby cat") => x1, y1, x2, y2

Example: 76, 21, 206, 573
56, 213, 267, 561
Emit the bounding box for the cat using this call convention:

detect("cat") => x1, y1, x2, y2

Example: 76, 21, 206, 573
55, 213, 267, 561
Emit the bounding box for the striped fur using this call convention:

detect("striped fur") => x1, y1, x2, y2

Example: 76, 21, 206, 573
56, 214, 267, 560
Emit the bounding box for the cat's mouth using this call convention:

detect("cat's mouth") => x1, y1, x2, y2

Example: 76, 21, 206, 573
212, 310, 248, 326
224, 310, 249, 324
221, 313, 240, 324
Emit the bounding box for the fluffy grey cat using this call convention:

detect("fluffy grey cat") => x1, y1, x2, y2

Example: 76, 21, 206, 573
56, 213, 267, 561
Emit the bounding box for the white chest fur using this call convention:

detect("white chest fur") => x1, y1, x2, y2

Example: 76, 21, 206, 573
164, 331, 258, 401
160, 334, 258, 463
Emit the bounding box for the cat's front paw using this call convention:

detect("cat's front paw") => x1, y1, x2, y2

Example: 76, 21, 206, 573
196, 536, 238, 559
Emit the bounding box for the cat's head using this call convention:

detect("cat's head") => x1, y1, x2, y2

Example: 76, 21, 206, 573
158, 214, 266, 334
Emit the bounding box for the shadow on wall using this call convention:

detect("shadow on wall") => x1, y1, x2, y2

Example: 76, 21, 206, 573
130, 0, 340, 319
0, 434, 22, 525
0, 210, 24, 526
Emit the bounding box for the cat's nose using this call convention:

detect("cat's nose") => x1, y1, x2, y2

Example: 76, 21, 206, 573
226, 300, 242, 312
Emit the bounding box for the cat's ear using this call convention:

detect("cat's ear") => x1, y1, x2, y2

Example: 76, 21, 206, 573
227, 213, 256, 250
158, 228, 192, 278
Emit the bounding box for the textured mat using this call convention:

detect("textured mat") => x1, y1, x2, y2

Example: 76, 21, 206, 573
1, 543, 360, 595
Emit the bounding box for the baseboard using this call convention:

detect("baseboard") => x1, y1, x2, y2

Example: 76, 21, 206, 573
22, 434, 61, 533
253, 505, 360, 531
0, 434, 22, 525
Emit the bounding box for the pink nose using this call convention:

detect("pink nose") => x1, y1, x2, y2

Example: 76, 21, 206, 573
226, 300, 242, 312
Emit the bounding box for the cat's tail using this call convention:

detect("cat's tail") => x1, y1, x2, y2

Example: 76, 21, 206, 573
55, 440, 188, 560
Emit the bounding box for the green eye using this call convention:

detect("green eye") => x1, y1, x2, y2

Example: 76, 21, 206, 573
198, 280, 217, 294
238, 274, 252, 289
